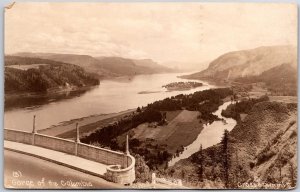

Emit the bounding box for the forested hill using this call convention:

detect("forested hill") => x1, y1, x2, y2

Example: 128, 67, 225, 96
5, 56, 100, 94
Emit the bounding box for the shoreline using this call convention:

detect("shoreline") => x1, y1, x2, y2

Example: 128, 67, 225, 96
5, 85, 98, 99
38, 109, 136, 138
178, 75, 230, 87
4, 86, 98, 111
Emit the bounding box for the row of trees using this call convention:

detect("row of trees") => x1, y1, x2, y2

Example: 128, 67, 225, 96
81, 108, 163, 149
146, 88, 232, 112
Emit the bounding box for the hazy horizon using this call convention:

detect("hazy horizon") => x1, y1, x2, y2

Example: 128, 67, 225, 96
5, 3, 297, 70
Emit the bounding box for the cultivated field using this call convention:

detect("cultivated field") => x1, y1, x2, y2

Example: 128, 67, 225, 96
132, 110, 203, 152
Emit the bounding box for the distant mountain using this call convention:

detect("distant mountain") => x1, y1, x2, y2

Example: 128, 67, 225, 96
5, 56, 99, 94
13, 52, 175, 78
182, 45, 297, 81
95, 57, 174, 76
162, 61, 210, 72
132, 59, 175, 73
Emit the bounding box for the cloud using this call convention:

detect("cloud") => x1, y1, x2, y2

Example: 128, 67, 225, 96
5, 3, 297, 67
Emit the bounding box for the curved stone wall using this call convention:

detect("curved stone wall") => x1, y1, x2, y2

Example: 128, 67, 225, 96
4, 128, 136, 185
106, 154, 136, 185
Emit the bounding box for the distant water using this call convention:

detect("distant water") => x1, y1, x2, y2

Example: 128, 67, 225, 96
5, 73, 216, 131
168, 101, 237, 166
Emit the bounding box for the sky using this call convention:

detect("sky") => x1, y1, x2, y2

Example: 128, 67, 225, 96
5, 3, 297, 69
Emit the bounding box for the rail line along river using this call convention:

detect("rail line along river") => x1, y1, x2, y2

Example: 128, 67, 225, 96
5, 73, 216, 132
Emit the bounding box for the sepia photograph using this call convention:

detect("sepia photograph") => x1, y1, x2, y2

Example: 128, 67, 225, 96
3, 2, 298, 189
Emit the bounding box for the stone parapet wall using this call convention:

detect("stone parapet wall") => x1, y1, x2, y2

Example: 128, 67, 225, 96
4, 128, 136, 185
4, 129, 33, 145
77, 142, 125, 166
106, 154, 136, 185
34, 134, 76, 155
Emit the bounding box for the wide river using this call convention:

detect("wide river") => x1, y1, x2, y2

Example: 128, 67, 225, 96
5, 73, 217, 132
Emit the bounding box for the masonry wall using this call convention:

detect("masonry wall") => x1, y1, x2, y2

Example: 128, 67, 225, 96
106, 154, 136, 185
34, 134, 76, 155
4, 129, 32, 145
4, 128, 136, 185
77, 143, 127, 167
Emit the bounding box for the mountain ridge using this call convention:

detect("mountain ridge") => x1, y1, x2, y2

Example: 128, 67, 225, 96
12, 52, 175, 78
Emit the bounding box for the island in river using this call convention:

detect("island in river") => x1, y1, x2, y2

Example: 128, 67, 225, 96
162, 81, 203, 91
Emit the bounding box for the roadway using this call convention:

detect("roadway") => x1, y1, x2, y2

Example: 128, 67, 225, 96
4, 150, 122, 189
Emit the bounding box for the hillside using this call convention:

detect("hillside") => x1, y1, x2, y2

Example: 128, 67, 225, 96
182, 45, 296, 81
234, 63, 297, 96
13, 52, 174, 78
168, 101, 297, 189
5, 56, 99, 94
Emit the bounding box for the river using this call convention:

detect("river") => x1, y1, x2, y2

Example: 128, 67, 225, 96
5, 73, 216, 132
168, 101, 237, 166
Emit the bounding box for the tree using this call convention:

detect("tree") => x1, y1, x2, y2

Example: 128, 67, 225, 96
288, 161, 296, 188
134, 154, 151, 183
234, 149, 240, 188
279, 156, 282, 183
221, 129, 230, 188
198, 144, 204, 182
169, 168, 175, 177
181, 169, 186, 180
